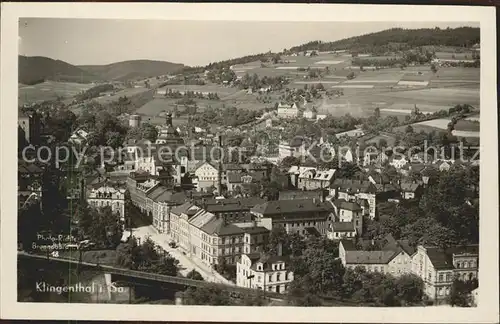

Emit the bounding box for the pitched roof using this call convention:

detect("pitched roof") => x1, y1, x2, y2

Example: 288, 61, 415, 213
332, 222, 355, 232
251, 199, 331, 218
331, 179, 376, 193
345, 250, 397, 264
340, 240, 357, 251
279, 190, 323, 201
400, 182, 421, 192
201, 217, 244, 236
243, 226, 270, 235
250, 254, 289, 271
338, 201, 362, 212
171, 202, 199, 216
426, 245, 479, 270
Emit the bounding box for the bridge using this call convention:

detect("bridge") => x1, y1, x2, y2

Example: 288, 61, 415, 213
18, 252, 284, 299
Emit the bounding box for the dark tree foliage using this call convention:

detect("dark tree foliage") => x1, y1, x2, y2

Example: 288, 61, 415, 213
186, 269, 204, 281
75, 84, 114, 102
115, 236, 179, 276
288, 27, 479, 53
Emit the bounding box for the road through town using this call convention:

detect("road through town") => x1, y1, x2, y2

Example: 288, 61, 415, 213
126, 225, 233, 285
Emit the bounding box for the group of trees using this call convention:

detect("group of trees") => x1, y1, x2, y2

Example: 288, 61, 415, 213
288, 27, 479, 54
78, 110, 128, 149
125, 122, 158, 143
115, 236, 179, 276
365, 166, 479, 248
238, 73, 288, 91
182, 284, 268, 306
164, 89, 220, 101
75, 84, 114, 102
190, 106, 260, 128
265, 228, 425, 306
76, 202, 124, 248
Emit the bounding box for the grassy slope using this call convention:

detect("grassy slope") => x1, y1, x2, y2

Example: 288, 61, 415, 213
79, 60, 185, 81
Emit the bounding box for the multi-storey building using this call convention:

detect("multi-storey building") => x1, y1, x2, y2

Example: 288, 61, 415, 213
199, 197, 266, 224
339, 236, 416, 277
297, 168, 336, 191
251, 199, 333, 236
170, 203, 202, 252
194, 161, 220, 192
329, 179, 377, 219
411, 245, 479, 302
87, 185, 126, 222
18, 110, 41, 145
277, 102, 301, 119
236, 253, 294, 294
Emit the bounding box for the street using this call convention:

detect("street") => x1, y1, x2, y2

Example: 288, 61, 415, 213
126, 225, 233, 285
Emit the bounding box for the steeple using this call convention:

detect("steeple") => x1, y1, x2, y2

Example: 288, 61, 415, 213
165, 112, 173, 127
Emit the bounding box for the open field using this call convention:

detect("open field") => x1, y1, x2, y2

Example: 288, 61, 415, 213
161, 84, 239, 97
454, 119, 480, 132
373, 87, 480, 108
93, 87, 151, 104
435, 51, 475, 60
18, 81, 93, 105
394, 117, 480, 138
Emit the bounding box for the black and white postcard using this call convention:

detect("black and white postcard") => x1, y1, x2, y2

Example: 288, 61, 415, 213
0, 2, 498, 323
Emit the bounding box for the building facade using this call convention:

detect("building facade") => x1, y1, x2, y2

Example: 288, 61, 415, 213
411, 245, 479, 302
87, 185, 126, 222
236, 253, 294, 294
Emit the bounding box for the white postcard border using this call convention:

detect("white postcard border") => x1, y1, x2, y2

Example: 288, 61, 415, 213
1, 2, 498, 322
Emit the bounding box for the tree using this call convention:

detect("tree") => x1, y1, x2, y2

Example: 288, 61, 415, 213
80, 206, 123, 248
186, 269, 204, 281
182, 285, 232, 305
395, 274, 424, 305
449, 278, 475, 307
141, 123, 158, 143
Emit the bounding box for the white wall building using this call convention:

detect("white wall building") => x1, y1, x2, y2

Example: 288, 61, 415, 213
87, 186, 126, 222
236, 253, 294, 294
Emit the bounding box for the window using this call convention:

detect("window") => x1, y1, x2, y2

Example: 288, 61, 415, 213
463, 261, 469, 268
285, 272, 289, 280
277, 273, 281, 281
438, 273, 443, 282
268, 274, 272, 282
457, 262, 461, 269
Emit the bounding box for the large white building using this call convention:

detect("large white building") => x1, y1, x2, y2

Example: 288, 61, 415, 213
236, 253, 294, 294
277, 102, 301, 119
87, 185, 126, 222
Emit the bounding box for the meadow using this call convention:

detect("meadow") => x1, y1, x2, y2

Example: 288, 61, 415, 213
18, 81, 93, 105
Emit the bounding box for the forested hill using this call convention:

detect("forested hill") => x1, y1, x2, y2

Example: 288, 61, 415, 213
19, 55, 100, 85
78, 60, 185, 82
288, 27, 480, 53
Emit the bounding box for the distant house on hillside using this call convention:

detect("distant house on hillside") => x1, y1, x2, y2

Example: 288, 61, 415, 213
277, 102, 301, 119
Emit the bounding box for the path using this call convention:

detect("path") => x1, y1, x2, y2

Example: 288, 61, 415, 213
128, 225, 233, 285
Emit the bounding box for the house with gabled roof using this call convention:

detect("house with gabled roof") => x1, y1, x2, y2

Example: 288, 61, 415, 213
237, 252, 293, 294
411, 244, 478, 302
329, 179, 377, 219
339, 234, 416, 277
297, 168, 336, 191
251, 198, 333, 236
400, 181, 423, 200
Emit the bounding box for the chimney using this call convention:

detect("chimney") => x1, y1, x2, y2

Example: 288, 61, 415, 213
277, 242, 283, 256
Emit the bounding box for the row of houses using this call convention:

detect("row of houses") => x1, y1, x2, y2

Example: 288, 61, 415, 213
339, 235, 479, 303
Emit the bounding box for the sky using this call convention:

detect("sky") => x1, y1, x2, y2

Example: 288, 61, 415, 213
18, 19, 478, 67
